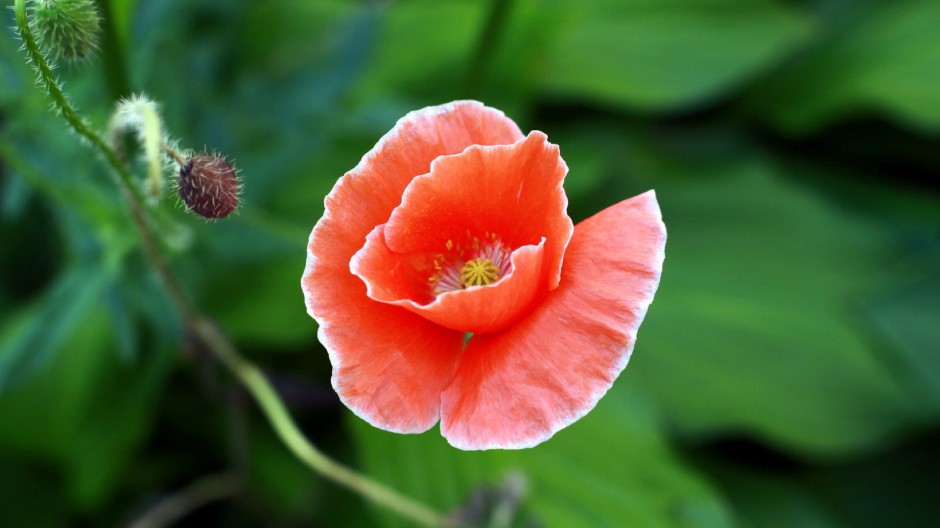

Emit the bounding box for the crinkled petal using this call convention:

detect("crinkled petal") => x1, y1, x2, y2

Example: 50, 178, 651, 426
314, 292, 463, 432
302, 101, 521, 431
351, 223, 548, 334
315, 101, 523, 263
350, 132, 572, 334
384, 132, 573, 291
440, 191, 666, 449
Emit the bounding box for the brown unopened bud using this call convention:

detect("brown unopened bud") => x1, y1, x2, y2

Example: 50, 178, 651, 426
177, 155, 241, 219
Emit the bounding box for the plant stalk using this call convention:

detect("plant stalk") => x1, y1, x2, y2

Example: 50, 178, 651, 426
14, 2, 452, 526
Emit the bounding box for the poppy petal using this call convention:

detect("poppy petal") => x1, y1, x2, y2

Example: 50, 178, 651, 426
304, 242, 463, 432
384, 132, 573, 291
350, 132, 573, 333
315, 101, 524, 262
351, 223, 548, 334
303, 101, 520, 431
440, 191, 666, 449
315, 293, 463, 432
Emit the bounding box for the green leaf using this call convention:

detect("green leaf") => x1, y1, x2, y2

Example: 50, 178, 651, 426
248, 425, 374, 526
702, 462, 842, 528
68, 341, 172, 507
350, 384, 734, 528
0, 456, 68, 528
863, 271, 940, 413
240, 0, 361, 73
801, 432, 940, 528
0, 133, 127, 233
541, 0, 814, 111
747, 0, 940, 133
104, 279, 139, 361
202, 258, 317, 347
599, 128, 933, 457
351, 1, 485, 102
0, 265, 110, 393
0, 304, 171, 509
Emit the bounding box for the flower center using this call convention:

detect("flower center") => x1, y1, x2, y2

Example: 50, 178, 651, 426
460, 258, 499, 287
428, 232, 512, 296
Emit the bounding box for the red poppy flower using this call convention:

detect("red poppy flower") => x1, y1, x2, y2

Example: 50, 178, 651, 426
302, 101, 665, 450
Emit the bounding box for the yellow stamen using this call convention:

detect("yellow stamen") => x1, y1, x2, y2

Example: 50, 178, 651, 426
460, 258, 499, 288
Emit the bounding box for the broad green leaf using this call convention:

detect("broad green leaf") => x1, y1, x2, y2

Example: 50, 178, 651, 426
703, 462, 842, 528
105, 280, 139, 361
1, 168, 31, 219
542, 0, 814, 111
68, 339, 172, 507
351, 1, 485, 102
0, 133, 127, 234
248, 425, 374, 526
250, 429, 323, 515
467, 0, 562, 112
0, 305, 171, 509
706, 434, 940, 528
747, 0, 940, 133
801, 432, 940, 528
0, 456, 68, 528
203, 258, 317, 346
0, 265, 110, 393
350, 384, 735, 528
596, 128, 934, 457
863, 271, 940, 413
240, 0, 360, 73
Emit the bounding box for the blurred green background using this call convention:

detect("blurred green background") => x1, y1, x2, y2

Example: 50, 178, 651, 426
1, 0, 939, 526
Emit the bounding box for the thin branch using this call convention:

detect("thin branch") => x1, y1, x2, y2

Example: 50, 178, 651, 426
162, 142, 186, 165
126, 473, 242, 528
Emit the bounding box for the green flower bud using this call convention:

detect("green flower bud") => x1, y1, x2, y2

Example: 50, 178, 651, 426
29, 0, 101, 62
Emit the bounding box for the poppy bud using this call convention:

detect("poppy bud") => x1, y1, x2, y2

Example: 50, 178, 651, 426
177, 155, 241, 219
30, 0, 101, 62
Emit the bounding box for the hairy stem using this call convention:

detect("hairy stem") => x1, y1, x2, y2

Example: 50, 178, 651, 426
14, 2, 452, 526
14, 0, 144, 206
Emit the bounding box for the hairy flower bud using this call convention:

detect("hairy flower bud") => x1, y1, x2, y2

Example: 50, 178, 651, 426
30, 0, 101, 62
177, 155, 241, 219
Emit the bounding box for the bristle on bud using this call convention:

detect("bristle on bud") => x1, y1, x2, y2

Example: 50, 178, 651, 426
177, 155, 240, 219
30, 0, 101, 63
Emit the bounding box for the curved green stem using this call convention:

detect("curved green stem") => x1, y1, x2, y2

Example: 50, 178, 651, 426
14, 0, 186, 252
194, 319, 452, 528
14, 0, 144, 206
14, 0, 184, 303
14, 2, 453, 526
109, 95, 166, 198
